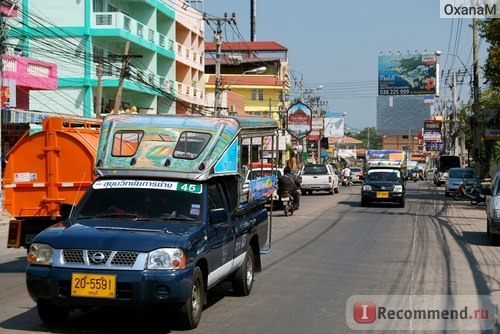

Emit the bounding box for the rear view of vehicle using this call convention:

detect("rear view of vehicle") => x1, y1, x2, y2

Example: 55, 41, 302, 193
434, 155, 460, 187
299, 164, 337, 195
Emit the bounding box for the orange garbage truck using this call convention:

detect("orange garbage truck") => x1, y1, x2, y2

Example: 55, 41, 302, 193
5, 117, 101, 248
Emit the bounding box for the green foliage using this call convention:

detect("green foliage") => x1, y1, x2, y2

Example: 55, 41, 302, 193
352, 127, 381, 149
478, 18, 500, 89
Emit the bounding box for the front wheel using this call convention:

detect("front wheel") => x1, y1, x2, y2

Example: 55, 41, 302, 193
178, 267, 204, 329
453, 193, 462, 201
232, 247, 255, 296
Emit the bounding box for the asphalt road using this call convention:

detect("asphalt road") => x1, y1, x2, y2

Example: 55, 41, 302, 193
0, 180, 498, 333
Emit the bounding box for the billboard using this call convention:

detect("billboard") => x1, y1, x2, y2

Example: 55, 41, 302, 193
286, 102, 312, 140
378, 54, 437, 96
323, 117, 344, 138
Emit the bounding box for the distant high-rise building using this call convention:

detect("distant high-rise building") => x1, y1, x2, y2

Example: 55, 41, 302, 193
377, 95, 432, 135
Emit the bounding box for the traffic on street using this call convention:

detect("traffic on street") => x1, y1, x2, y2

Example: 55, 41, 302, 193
1, 179, 498, 333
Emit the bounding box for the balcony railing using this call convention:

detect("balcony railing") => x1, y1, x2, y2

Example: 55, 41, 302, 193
135, 70, 204, 105
175, 41, 203, 70
92, 12, 175, 54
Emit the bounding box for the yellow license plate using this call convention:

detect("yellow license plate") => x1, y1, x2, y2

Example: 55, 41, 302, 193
71, 273, 116, 299
376, 191, 389, 198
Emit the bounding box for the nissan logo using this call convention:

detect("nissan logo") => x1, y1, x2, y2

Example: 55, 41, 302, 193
91, 252, 106, 264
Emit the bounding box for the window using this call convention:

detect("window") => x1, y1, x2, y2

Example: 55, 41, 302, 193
93, 0, 104, 12
208, 184, 224, 210
173, 132, 211, 160
251, 89, 264, 101
112, 130, 144, 157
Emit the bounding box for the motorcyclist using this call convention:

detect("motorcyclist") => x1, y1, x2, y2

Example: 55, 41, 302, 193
341, 166, 352, 186
278, 166, 301, 210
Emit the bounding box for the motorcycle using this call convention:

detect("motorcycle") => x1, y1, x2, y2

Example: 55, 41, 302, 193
453, 181, 486, 204
280, 189, 295, 216
469, 182, 488, 205
342, 175, 353, 187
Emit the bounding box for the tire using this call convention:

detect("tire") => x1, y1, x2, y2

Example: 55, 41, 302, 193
399, 198, 405, 208
491, 234, 500, 246
232, 247, 255, 296
334, 187, 339, 194
178, 267, 204, 329
453, 193, 462, 201
361, 198, 369, 207
37, 299, 69, 325
284, 205, 290, 216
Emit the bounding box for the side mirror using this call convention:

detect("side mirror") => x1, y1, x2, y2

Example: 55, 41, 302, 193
59, 203, 74, 220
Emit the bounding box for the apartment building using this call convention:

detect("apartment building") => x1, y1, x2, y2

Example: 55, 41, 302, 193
204, 41, 290, 119
6, 0, 205, 117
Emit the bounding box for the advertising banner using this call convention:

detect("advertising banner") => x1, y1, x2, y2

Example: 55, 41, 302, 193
378, 54, 437, 96
286, 102, 312, 140
323, 117, 344, 138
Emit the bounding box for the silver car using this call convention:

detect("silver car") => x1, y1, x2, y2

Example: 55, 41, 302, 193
444, 167, 476, 197
487, 171, 500, 245
349, 167, 364, 184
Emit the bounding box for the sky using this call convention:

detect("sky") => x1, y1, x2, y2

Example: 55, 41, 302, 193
201, 0, 490, 132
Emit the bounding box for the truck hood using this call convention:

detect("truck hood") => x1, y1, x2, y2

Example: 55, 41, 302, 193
33, 218, 204, 251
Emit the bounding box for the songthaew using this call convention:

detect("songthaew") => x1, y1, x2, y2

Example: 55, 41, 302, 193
25, 114, 279, 329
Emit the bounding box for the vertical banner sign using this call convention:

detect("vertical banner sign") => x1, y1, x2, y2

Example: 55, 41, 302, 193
378, 54, 437, 96
286, 102, 312, 140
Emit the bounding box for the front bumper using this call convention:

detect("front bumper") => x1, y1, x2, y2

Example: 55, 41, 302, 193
26, 265, 195, 308
361, 191, 404, 203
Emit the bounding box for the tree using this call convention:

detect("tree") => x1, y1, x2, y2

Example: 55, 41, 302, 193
478, 18, 500, 89
352, 127, 382, 150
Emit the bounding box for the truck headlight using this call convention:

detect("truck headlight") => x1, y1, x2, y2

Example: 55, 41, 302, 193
27, 243, 53, 265
393, 185, 403, 192
147, 248, 186, 270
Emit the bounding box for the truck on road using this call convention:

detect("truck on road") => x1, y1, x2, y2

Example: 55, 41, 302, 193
5, 117, 101, 249
25, 114, 278, 329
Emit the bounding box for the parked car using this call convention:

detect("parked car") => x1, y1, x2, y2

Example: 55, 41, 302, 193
444, 167, 476, 196
349, 166, 364, 184
299, 163, 339, 195
425, 168, 436, 180
486, 171, 500, 245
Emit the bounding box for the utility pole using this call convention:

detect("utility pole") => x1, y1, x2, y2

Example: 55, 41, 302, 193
204, 13, 236, 116
472, 14, 481, 176
110, 41, 142, 114
113, 41, 130, 114
96, 58, 103, 118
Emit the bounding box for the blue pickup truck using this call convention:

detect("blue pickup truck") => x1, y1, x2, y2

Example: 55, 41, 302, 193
25, 114, 278, 329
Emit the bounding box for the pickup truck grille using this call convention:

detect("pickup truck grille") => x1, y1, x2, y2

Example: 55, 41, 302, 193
62, 249, 139, 267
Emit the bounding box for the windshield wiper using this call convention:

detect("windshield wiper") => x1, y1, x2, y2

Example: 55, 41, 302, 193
159, 211, 196, 222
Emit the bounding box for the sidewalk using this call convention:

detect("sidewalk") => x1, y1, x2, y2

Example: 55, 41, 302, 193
0, 209, 13, 225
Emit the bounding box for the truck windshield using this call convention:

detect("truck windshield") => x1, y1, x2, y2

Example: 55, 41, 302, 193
76, 187, 203, 222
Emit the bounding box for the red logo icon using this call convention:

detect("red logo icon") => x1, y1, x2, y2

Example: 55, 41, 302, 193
353, 301, 376, 323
